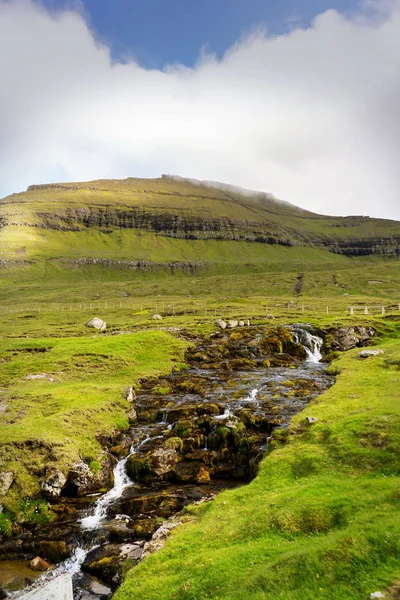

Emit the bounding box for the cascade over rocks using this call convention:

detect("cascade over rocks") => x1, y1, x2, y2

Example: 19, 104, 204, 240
1, 324, 334, 599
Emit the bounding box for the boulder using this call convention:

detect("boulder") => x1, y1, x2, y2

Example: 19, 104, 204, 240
29, 556, 50, 572
152, 447, 180, 477
38, 540, 70, 562
359, 349, 384, 358
331, 326, 375, 351
306, 416, 318, 424
125, 386, 136, 402
85, 318, 106, 332
238, 320, 245, 327
227, 320, 238, 329
152, 314, 163, 320
40, 469, 67, 499
215, 319, 227, 330
267, 314, 274, 320
24, 373, 53, 382
0, 471, 14, 498
127, 406, 137, 424
68, 461, 94, 493
142, 520, 182, 559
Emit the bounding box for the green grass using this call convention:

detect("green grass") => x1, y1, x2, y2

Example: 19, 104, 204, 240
0, 331, 188, 499
115, 335, 400, 600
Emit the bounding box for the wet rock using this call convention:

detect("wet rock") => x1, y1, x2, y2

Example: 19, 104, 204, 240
83, 542, 144, 586
40, 469, 67, 499
38, 540, 70, 562
85, 318, 106, 332
142, 520, 182, 559
127, 406, 137, 424
29, 556, 50, 571
0, 472, 14, 498
108, 521, 138, 543
215, 319, 227, 330
196, 466, 211, 484
359, 349, 384, 358
152, 447, 180, 477
260, 327, 307, 359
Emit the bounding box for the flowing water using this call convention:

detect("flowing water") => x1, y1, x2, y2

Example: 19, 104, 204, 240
1, 326, 334, 599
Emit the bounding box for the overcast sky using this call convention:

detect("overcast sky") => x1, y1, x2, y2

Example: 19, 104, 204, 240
0, 0, 400, 219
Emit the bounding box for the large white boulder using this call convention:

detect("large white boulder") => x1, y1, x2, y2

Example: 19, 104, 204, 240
86, 318, 106, 332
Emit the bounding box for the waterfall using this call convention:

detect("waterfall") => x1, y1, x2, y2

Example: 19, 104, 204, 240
304, 336, 323, 363
243, 388, 258, 402
213, 408, 235, 421
293, 326, 323, 363
80, 436, 150, 530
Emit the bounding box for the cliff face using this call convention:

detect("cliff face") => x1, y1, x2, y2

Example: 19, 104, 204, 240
1, 176, 400, 258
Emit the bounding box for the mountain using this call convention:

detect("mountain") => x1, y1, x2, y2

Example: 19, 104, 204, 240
0, 175, 399, 303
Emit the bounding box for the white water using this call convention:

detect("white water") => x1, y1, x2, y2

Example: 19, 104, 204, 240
293, 328, 323, 363
80, 436, 151, 530
55, 545, 96, 576
304, 335, 323, 363
242, 388, 258, 402
213, 408, 235, 421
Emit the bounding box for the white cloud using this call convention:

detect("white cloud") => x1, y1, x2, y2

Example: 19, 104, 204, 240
0, 0, 400, 219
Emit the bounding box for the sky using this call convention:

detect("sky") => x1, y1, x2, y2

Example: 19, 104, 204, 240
0, 0, 400, 219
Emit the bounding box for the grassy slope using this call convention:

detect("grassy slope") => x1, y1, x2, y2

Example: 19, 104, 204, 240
0, 331, 187, 499
115, 334, 400, 600
1, 176, 399, 306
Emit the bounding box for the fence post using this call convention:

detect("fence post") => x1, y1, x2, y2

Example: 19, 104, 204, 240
349, 306, 354, 315
382, 306, 385, 315
364, 307, 369, 315
326, 306, 329, 315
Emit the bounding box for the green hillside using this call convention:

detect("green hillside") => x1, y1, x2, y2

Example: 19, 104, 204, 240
0, 175, 399, 304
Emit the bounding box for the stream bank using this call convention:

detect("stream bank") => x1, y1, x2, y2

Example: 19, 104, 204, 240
0, 324, 334, 599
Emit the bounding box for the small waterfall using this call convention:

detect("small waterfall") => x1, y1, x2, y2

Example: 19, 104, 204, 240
293, 327, 323, 363
304, 336, 322, 363
243, 388, 258, 402
54, 545, 96, 576
213, 408, 235, 421
159, 411, 168, 425
80, 436, 150, 530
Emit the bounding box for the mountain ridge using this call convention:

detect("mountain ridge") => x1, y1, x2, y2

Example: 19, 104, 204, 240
1, 176, 400, 262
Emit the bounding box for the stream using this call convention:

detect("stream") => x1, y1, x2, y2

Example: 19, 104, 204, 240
1, 325, 334, 599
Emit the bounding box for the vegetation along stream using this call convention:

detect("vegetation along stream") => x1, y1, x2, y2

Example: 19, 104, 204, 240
1, 324, 335, 599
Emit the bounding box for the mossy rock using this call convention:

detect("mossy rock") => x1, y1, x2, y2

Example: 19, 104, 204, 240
173, 419, 196, 440
126, 454, 154, 482
208, 426, 233, 451
163, 437, 183, 451
227, 358, 257, 371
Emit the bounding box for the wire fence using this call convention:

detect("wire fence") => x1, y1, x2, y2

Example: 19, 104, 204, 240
0, 300, 399, 317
